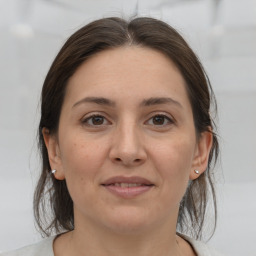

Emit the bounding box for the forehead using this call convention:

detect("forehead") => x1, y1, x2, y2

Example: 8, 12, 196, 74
65, 46, 189, 107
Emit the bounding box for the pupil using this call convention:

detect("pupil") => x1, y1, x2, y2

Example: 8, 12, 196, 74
93, 116, 103, 125
153, 116, 164, 125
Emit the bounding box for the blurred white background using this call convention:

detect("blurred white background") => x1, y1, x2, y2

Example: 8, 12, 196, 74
0, 0, 255, 255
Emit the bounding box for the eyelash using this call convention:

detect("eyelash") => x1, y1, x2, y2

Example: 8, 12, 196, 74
146, 114, 174, 126
82, 114, 110, 126
81, 113, 174, 127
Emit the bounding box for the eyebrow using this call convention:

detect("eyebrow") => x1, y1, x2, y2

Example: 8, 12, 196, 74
73, 97, 116, 108
72, 96, 182, 108
140, 97, 183, 108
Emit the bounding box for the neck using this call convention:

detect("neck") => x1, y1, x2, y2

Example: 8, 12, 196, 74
55, 215, 182, 256
70, 229, 180, 256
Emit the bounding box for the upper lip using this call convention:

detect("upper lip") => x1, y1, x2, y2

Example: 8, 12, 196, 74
101, 176, 154, 186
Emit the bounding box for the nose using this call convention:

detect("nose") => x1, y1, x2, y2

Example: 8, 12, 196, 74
109, 122, 147, 167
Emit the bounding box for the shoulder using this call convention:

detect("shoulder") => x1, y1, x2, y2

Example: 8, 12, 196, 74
0, 236, 56, 256
180, 234, 225, 256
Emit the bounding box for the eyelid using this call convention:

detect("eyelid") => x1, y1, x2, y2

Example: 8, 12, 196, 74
80, 111, 175, 127
145, 112, 175, 126
81, 112, 112, 126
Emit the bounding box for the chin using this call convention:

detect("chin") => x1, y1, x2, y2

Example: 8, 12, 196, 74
100, 207, 156, 235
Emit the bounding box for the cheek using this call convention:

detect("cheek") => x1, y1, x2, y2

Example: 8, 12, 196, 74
151, 135, 195, 174
58, 133, 109, 195
60, 133, 105, 171
149, 135, 196, 199
58, 135, 109, 209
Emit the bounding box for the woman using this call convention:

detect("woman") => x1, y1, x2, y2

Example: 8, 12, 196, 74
2, 17, 222, 256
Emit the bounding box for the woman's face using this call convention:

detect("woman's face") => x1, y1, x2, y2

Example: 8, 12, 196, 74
45, 46, 212, 234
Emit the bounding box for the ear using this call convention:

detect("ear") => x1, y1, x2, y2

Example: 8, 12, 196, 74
189, 130, 213, 180
42, 128, 65, 180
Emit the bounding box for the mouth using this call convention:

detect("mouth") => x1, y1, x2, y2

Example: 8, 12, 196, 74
104, 183, 153, 188
101, 176, 154, 198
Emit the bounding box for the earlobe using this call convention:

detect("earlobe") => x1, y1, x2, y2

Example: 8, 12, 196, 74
42, 128, 65, 180
189, 130, 213, 180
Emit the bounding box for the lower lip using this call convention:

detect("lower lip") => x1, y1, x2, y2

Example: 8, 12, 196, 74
102, 185, 153, 198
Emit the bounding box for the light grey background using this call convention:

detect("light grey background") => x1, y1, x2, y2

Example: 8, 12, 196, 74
0, 0, 255, 255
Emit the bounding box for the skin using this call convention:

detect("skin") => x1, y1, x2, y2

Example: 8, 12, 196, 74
43, 46, 212, 256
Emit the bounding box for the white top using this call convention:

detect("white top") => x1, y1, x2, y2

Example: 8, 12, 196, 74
0, 235, 224, 256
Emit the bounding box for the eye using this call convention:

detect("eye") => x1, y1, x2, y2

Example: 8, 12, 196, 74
146, 114, 174, 126
82, 114, 110, 126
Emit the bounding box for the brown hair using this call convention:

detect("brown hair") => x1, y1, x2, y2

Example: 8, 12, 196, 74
34, 17, 219, 240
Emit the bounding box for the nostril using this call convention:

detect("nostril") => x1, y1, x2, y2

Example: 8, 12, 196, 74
114, 157, 142, 164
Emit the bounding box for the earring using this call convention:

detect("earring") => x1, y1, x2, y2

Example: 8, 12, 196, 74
51, 169, 56, 174
194, 169, 200, 174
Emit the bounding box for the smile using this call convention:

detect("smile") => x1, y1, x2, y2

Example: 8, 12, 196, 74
106, 183, 151, 188
101, 176, 154, 198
